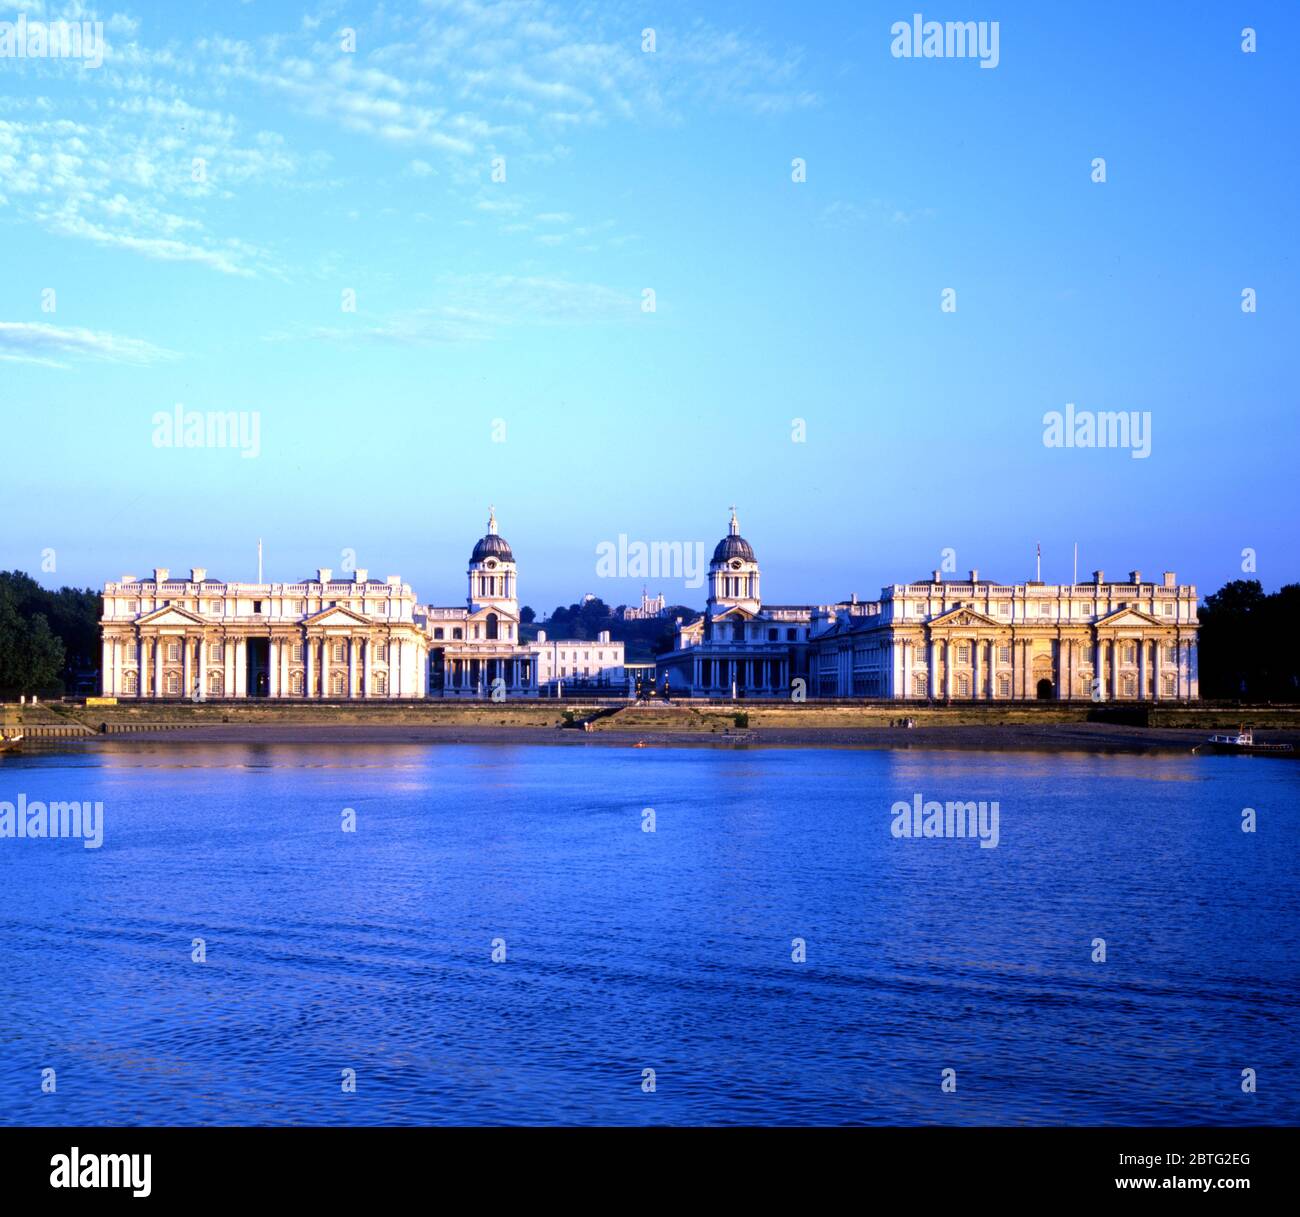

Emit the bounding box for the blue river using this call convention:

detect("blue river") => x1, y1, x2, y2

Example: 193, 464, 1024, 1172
0, 741, 1295, 1125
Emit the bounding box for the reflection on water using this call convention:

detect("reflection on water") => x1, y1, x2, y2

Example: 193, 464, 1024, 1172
0, 742, 1296, 1126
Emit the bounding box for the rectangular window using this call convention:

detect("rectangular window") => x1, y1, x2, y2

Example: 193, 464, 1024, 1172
998, 645, 1011, 664
956, 643, 970, 664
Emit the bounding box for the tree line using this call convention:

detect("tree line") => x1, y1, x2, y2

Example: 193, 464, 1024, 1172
0, 571, 101, 697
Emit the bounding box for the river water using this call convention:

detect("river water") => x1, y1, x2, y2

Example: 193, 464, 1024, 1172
0, 741, 1295, 1125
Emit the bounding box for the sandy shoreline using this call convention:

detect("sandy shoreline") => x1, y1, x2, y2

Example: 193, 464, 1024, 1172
11, 721, 1300, 756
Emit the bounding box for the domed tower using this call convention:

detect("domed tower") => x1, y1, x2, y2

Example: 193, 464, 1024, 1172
467, 506, 518, 625
707, 506, 761, 617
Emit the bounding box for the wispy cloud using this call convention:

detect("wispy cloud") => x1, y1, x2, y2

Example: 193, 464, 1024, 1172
0, 321, 177, 368
270, 272, 642, 347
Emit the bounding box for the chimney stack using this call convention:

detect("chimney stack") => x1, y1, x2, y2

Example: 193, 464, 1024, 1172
1129, 570, 1142, 585
969, 568, 979, 583
191, 567, 207, 583
153, 567, 169, 584
1163, 571, 1176, 588
317, 568, 332, 583
1093, 570, 1105, 585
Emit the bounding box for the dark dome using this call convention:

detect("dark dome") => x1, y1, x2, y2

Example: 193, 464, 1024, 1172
471, 533, 514, 563
712, 534, 755, 563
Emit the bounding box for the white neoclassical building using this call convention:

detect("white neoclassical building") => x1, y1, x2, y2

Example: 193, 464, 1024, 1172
808, 568, 1200, 701
99, 509, 626, 700
419, 508, 626, 697
656, 512, 1200, 702
100, 567, 426, 700
655, 509, 821, 696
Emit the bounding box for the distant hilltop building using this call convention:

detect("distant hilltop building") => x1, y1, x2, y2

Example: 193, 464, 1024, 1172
654, 510, 1199, 701
98, 507, 1199, 702
618, 588, 668, 620
98, 508, 625, 700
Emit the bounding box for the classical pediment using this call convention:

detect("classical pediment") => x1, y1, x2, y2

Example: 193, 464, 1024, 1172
134, 604, 207, 628
928, 606, 1001, 630
713, 605, 757, 622
467, 605, 519, 623
304, 605, 375, 628
1096, 607, 1164, 631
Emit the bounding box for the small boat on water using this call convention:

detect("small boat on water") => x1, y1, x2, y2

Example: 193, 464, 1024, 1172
0, 731, 24, 753
1195, 725, 1294, 756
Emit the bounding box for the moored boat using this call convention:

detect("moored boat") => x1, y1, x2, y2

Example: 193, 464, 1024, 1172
0, 731, 24, 753
1195, 725, 1294, 756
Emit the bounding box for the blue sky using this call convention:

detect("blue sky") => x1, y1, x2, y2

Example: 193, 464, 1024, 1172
1, 0, 1296, 612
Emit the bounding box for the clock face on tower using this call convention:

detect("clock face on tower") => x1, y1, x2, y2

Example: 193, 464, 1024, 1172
485, 559, 496, 569
731, 560, 742, 570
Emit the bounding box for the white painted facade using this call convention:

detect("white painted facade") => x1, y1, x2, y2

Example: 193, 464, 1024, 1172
101, 510, 625, 699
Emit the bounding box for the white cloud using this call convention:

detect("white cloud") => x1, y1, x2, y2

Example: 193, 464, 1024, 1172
0, 320, 176, 368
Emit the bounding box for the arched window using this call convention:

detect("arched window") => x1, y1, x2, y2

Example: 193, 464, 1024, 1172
486, 612, 499, 640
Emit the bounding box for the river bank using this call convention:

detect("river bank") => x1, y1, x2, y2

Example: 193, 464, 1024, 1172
7, 719, 1299, 757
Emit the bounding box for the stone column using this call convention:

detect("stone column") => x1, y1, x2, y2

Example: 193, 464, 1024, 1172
1111, 641, 1121, 700
364, 638, 373, 698
1154, 640, 1163, 701
1138, 640, 1147, 701
305, 637, 315, 699
928, 638, 938, 698
182, 637, 192, 699
155, 640, 165, 698
198, 638, 208, 699
140, 637, 150, 699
